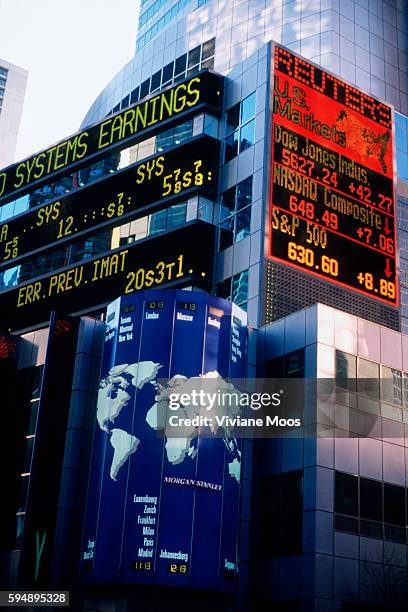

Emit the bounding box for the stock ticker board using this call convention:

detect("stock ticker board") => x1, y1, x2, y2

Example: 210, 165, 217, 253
0, 71, 223, 205
0, 222, 215, 331
270, 44, 398, 306
0, 136, 219, 269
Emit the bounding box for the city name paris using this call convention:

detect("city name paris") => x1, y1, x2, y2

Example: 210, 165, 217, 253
168, 414, 301, 427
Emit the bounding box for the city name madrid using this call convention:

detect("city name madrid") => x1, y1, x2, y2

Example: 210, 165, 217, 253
168, 415, 301, 428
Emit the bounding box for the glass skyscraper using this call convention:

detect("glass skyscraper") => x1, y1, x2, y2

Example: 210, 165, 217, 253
2, 2, 408, 610
82, 0, 408, 331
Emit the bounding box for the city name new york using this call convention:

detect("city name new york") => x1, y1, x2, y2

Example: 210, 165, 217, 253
274, 74, 346, 147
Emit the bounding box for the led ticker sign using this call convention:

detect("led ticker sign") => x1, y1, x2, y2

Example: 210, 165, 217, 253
0, 221, 214, 331
269, 44, 397, 306
0, 71, 223, 206
0, 137, 219, 269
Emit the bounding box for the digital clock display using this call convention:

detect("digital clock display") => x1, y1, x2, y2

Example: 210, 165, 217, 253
269, 44, 397, 306
147, 301, 165, 310
176, 301, 197, 311
0, 221, 215, 331
167, 562, 188, 574
0, 136, 219, 270
132, 561, 153, 572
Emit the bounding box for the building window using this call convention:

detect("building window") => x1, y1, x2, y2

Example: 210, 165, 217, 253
335, 350, 357, 407
140, 79, 150, 99
162, 62, 174, 85
231, 270, 248, 306
175, 54, 187, 78
0, 66, 6, 115
156, 119, 193, 151
335, 350, 408, 413
110, 39, 216, 113
224, 92, 256, 163
381, 365, 402, 406
360, 477, 383, 538
188, 45, 201, 69
360, 477, 382, 521
202, 38, 215, 60
335, 471, 408, 544
259, 471, 303, 558
285, 349, 304, 377
215, 270, 249, 310
384, 483, 405, 526
219, 176, 253, 249
237, 176, 252, 209
14, 364, 44, 550
396, 111, 408, 183
226, 104, 239, 134
234, 207, 251, 242
335, 350, 357, 384
219, 217, 234, 251
148, 209, 167, 235
357, 358, 380, 404
167, 203, 187, 228
137, 0, 209, 50
130, 86, 140, 104
118, 197, 205, 247
150, 70, 161, 92
264, 349, 305, 379
225, 131, 239, 162
215, 278, 231, 300
138, 0, 177, 28
335, 472, 358, 517
240, 121, 255, 152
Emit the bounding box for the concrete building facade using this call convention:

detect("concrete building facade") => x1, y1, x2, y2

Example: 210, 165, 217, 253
0, 58, 28, 168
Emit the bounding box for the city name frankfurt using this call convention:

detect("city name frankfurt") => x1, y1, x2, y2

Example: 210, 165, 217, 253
168, 415, 301, 427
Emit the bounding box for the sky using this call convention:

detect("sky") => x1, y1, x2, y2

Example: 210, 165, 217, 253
0, 0, 139, 161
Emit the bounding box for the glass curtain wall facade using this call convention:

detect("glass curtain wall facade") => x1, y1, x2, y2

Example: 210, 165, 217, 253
2, 1, 408, 610
81, 0, 408, 331
76, 1, 408, 609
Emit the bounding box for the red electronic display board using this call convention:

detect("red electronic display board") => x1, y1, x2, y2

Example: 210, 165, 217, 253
269, 44, 398, 306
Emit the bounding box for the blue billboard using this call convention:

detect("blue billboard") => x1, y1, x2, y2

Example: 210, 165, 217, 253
80, 289, 247, 591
